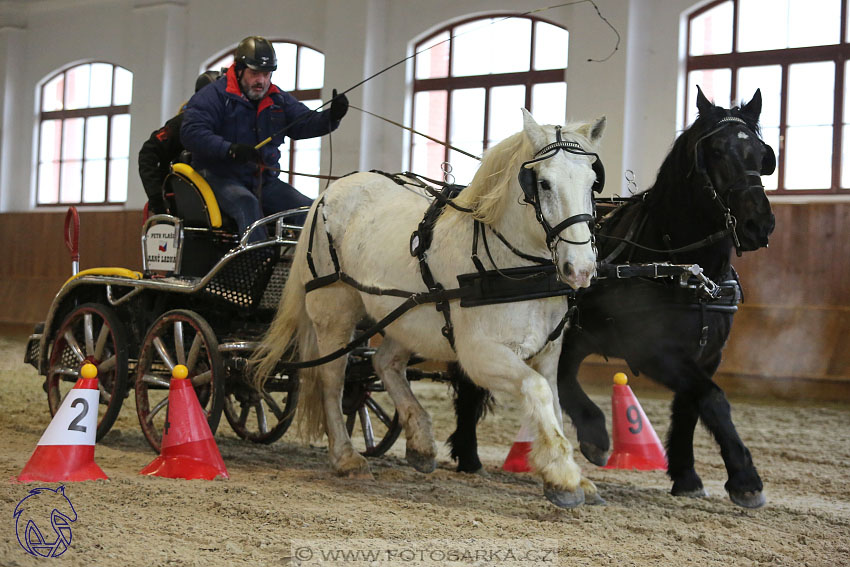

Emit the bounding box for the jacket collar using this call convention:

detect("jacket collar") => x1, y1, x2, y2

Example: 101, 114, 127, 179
225, 64, 281, 113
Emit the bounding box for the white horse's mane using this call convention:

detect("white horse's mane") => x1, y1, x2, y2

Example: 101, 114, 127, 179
446, 121, 596, 226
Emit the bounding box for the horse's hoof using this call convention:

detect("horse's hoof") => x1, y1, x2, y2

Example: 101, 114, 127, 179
729, 490, 766, 509
406, 448, 437, 473
543, 483, 585, 508
456, 461, 483, 474
671, 486, 709, 499
335, 453, 372, 479
583, 490, 606, 505
579, 441, 609, 467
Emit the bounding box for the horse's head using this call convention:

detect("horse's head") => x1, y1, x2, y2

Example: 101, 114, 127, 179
519, 109, 605, 288
693, 87, 776, 251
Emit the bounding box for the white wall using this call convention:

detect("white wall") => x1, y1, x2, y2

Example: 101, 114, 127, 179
0, 0, 707, 213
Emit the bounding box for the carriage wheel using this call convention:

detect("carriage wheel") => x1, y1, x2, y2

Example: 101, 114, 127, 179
134, 309, 224, 453
223, 365, 299, 444
342, 355, 402, 457
46, 303, 129, 441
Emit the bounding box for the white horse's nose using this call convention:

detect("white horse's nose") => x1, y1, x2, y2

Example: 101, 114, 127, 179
562, 261, 594, 289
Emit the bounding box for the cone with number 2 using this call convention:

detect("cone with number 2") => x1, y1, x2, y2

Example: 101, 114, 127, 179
604, 373, 667, 470
18, 363, 108, 482
140, 364, 228, 480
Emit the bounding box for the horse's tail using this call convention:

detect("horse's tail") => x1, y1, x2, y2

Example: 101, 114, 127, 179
250, 230, 311, 392
249, 215, 327, 442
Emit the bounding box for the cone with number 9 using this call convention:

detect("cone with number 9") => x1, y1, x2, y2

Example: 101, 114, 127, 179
604, 373, 667, 470
18, 363, 108, 482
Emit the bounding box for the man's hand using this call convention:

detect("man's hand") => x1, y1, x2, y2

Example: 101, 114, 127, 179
228, 143, 261, 164
330, 89, 349, 121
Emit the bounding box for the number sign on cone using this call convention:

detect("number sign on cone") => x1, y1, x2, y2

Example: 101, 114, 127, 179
604, 373, 667, 471
18, 364, 108, 482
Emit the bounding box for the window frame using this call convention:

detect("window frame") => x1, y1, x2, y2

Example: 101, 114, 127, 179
685, 0, 850, 195
410, 14, 569, 177
36, 61, 132, 207
204, 40, 325, 194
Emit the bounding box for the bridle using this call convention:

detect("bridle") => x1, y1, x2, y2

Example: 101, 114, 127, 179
692, 115, 776, 252
517, 126, 604, 261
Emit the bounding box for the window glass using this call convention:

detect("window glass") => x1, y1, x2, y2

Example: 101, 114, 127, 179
785, 126, 832, 189
686, 69, 731, 126
89, 63, 113, 107
274, 43, 298, 91
737, 66, 781, 127
83, 160, 106, 202
531, 82, 567, 126
415, 31, 450, 79
62, 118, 84, 161
841, 126, 850, 188
113, 67, 133, 106
85, 116, 107, 159
110, 114, 131, 158
450, 88, 485, 183
787, 62, 834, 127
688, 1, 733, 56
40, 120, 62, 163
788, 0, 840, 48
38, 163, 59, 204
108, 158, 128, 202
453, 18, 531, 76
42, 75, 64, 112
488, 85, 525, 147
293, 137, 321, 198
412, 90, 448, 179
65, 64, 90, 111
60, 161, 82, 203
738, 0, 788, 52
534, 22, 569, 70
298, 47, 324, 90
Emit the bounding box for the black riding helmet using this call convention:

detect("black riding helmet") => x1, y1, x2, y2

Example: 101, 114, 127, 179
194, 70, 221, 93
234, 36, 277, 72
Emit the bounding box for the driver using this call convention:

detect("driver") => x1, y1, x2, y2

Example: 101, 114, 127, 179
181, 36, 348, 237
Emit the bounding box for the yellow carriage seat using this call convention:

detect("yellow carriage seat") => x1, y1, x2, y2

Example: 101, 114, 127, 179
164, 162, 236, 232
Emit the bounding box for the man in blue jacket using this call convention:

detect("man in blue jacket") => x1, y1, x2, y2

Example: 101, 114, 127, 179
181, 36, 348, 237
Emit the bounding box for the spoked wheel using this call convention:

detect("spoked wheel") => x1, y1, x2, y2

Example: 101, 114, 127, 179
46, 302, 129, 441
223, 362, 299, 444
134, 309, 224, 453
342, 351, 402, 457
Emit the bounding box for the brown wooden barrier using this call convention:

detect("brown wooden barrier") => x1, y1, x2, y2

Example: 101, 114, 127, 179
0, 203, 848, 400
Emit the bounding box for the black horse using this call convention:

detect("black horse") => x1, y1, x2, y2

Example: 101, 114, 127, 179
448, 87, 776, 508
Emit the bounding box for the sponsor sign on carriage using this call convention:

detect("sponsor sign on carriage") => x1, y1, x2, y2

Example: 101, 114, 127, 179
143, 220, 181, 273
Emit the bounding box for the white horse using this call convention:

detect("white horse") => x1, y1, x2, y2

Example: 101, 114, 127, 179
253, 109, 606, 507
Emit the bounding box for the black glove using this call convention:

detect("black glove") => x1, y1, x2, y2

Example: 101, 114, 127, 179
330, 89, 349, 122
227, 143, 261, 164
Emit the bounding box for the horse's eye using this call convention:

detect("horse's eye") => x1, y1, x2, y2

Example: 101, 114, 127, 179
539, 179, 552, 191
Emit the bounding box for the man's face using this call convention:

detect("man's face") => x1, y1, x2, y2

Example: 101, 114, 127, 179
240, 68, 271, 101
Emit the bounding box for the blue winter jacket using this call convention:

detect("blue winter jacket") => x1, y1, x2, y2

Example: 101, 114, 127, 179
181, 64, 340, 191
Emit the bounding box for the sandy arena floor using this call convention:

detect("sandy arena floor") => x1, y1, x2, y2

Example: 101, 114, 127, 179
1, 329, 849, 567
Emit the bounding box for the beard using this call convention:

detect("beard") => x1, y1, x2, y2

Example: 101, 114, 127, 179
241, 78, 269, 101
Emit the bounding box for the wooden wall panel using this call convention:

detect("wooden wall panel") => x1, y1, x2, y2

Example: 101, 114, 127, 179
0, 203, 848, 400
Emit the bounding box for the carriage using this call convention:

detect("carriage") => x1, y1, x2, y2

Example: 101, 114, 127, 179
22, 163, 421, 456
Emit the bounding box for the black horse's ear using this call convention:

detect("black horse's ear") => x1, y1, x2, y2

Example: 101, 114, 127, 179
696, 85, 713, 117
518, 166, 536, 201
592, 158, 605, 193
742, 88, 763, 121
761, 142, 776, 176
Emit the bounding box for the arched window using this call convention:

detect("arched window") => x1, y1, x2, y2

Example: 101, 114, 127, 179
411, 15, 569, 183
37, 62, 133, 205
206, 40, 325, 198
686, 0, 850, 194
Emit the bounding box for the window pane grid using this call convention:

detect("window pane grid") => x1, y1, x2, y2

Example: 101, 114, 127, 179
37, 62, 132, 206
411, 16, 568, 183
686, 0, 850, 194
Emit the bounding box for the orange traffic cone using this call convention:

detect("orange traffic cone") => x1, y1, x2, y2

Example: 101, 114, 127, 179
604, 373, 667, 470
140, 364, 228, 480
18, 363, 108, 482
502, 422, 534, 472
